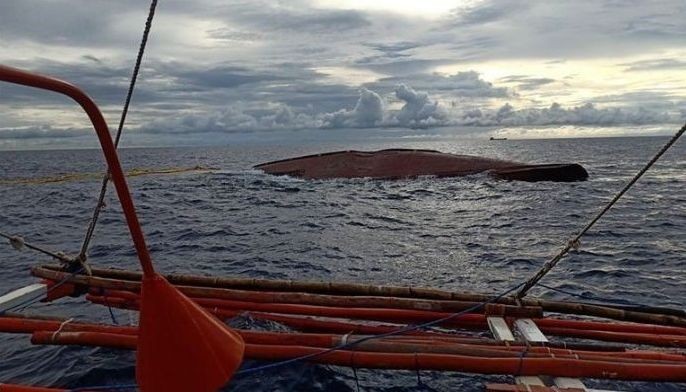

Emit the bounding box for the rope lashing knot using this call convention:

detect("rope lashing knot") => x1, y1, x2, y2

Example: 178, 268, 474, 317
58, 253, 93, 276
51, 318, 74, 342
9, 236, 25, 251
568, 239, 581, 251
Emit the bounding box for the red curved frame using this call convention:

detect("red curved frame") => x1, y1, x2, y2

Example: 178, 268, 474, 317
0, 65, 155, 276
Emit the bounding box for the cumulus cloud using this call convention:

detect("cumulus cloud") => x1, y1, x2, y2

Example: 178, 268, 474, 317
123, 85, 680, 136
0, 125, 90, 139
392, 84, 445, 127
449, 102, 678, 127
367, 71, 509, 98
140, 103, 320, 134
322, 88, 384, 128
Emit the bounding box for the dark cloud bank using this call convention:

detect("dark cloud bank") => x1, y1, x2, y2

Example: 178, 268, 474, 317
1, 0, 685, 141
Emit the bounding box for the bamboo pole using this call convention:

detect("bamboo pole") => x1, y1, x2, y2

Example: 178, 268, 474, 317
32, 265, 686, 327
29, 331, 686, 382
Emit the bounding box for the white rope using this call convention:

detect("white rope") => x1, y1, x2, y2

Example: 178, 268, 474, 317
51, 318, 74, 342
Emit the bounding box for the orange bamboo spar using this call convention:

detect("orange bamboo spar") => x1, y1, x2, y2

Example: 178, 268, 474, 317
86, 294, 489, 329
86, 293, 686, 347
28, 329, 686, 365
87, 295, 476, 339
540, 327, 686, 348
29, 332, 686, 382
86, 288, 686, 336
0, 317, 136, 336
14, 312, 684, 361
34, 265, 686, 327
6, 315, 682, 362
534, 317, 686, 336
0, 65, 246, 392
84, 287, 543, 317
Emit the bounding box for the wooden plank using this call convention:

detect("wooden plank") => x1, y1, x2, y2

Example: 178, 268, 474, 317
486, 384, 584, 392
487, 317, 515, 342
554, 378, 587, 390
515, 376, 546, 386
0, 283, 47, 313
514, 319, 548, 343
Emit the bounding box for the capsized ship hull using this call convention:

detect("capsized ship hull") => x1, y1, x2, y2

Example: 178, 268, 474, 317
255, 149, 588, 182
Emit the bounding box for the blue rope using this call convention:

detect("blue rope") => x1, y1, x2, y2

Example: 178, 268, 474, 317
234, 281, 525, 376
106, 302, 119, 325
537, 283, 635, 306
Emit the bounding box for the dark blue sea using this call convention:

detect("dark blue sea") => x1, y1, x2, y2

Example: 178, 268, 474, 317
0, 132, 684, 391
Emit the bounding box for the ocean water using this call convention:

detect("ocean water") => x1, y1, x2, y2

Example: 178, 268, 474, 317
0, 134, 684, 391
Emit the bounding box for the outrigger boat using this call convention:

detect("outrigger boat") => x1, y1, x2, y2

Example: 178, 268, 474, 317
1, 64, 686, 392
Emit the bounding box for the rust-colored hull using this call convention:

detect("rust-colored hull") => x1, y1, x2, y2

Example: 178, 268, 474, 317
255, 149, 588, 182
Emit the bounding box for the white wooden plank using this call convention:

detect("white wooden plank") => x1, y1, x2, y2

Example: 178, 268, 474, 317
587, 390, 625, 392
0, 283, 48, 313
515, 376, 546, 386
487, 317, 515, 342
554, 377, 587, 390
514, 319, 548, 343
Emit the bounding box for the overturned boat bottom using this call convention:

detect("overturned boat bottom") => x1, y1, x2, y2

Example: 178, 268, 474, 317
255, 149, 590, 182
4, 264, 684, 390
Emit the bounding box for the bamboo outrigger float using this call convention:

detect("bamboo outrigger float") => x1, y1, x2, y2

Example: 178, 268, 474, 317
1, 39, 686, 392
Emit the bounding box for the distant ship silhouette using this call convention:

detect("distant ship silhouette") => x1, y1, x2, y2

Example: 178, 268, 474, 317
490, 136, 508, 140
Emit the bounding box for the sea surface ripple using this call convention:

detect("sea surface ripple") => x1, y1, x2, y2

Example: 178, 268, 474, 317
0, 136, 684, 391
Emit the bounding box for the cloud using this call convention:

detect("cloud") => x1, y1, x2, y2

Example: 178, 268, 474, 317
1, 0, 685, 145
391, 84, 445, 127
352, 58, 451, 76
0, 0, 147, 47
439, 1, 686, 60
0, 125, 90, 139
3, 79, 681, 141
620, 58, 686, 72
365, 41, 422, 56
139, 103, 321, 135
448, 0, 526, 27
367, 71, 510, 98
129, 85, 680, 136
499, 75, 556, 91
323, 88, 384, 128
212, 1, 371, 35
449, 102, 679, 127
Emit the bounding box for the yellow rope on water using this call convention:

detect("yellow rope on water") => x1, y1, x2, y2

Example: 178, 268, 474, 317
0, 166, 216, 186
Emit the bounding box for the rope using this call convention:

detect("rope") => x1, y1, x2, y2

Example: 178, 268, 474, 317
516, 122, 686, 299
77, 0, 158, 264
537, 283, 628, 304
0, 230, 74, 264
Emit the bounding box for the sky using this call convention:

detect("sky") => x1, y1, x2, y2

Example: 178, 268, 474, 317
0, 0, 685, 148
